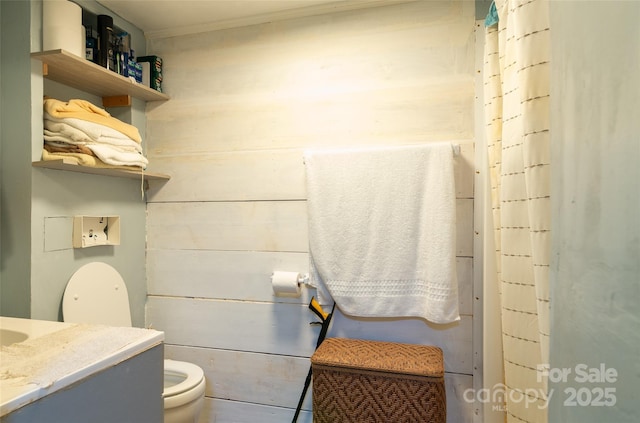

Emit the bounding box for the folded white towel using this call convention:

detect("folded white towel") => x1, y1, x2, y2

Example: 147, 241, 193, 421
43, 132, 148, 168
85, 144, 149, 168
304, 143, 459, 324
44, 119, 143, 153
44, 112, 140, 143
44, 131, 142, 154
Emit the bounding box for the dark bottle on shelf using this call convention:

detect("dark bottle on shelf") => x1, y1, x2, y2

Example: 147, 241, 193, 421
97, 14, 115, 71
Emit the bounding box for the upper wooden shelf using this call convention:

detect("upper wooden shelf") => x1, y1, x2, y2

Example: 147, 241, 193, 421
31, 49, 169, 102
33, 159, 171, 181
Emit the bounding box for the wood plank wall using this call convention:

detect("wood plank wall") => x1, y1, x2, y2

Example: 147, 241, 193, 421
145, 2, 477, 422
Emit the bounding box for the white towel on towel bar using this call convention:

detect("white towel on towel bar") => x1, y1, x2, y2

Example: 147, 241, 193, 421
304, 143, 459, 324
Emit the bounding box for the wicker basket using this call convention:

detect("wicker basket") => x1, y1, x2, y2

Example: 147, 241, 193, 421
311, 338, 446, 423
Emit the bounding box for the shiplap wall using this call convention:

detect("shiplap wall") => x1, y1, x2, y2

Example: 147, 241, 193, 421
145, 1, 477, 422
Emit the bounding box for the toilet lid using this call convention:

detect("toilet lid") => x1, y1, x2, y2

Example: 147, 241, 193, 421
63, 262, 132, 327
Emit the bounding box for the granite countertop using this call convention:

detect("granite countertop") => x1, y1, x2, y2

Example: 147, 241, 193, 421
0, 317, 164, 417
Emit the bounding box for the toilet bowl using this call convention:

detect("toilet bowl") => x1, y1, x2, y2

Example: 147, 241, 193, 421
62, 262, 205, 423
164, 359, 206, 423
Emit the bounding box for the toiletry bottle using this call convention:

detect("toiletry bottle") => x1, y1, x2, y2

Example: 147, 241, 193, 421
85, 26, 97, 63
97, 14, 114, 71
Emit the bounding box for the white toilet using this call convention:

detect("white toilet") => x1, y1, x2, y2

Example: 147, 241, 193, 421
62, 262, 206, 423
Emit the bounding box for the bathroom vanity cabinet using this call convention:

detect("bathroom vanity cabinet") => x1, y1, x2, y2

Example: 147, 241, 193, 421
1, 344, 164, 423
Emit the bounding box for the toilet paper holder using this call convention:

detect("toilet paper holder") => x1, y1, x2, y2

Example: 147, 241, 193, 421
270, 272, 309, 285
271, 271, 310, 297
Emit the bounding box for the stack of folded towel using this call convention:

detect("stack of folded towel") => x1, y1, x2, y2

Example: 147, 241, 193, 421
42, 98, 149, 169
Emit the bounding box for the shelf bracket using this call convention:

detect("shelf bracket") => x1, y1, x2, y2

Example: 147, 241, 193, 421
102, 95, 132, 108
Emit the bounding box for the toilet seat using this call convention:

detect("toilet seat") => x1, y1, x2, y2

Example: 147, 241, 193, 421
163, 360, 206, 411
163, 359, 205, 398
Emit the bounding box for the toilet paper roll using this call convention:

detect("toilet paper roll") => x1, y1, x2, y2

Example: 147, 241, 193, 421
43, 0, 83, 58
272, 271, 302, 297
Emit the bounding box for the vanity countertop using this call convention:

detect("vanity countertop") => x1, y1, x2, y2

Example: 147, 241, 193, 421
0, 316, 164, 417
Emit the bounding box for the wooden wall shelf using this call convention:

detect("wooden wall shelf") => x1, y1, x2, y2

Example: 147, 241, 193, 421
31, 49, 169, 102
33, 159, 171, 181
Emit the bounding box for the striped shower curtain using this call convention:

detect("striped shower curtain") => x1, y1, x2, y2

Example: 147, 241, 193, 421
483, 0, 551, 421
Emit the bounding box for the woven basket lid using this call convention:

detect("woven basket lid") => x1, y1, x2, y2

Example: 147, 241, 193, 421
311, 338, 444, 378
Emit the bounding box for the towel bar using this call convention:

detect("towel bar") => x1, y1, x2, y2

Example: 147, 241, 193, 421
303, 143, 461, 164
